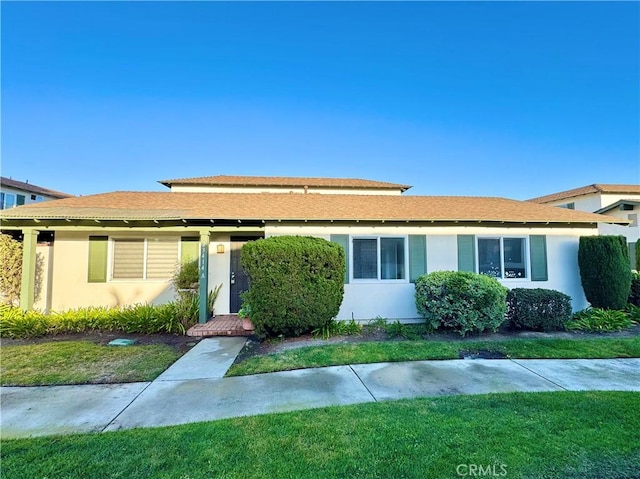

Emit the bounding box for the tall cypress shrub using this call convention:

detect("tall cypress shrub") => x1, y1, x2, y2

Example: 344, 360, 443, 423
635, 238, 640, 271
241, 236, 345, 337
578, 236, 632, 310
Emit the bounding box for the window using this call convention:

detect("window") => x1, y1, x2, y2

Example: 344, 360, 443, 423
30, 194, 37, 200
478, 237, 527, 279
0, 193, 16, 209
352, 237, 406, 281
111, 238, 178, 280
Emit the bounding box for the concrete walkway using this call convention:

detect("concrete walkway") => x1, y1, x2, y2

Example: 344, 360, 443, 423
2, 338, 639, 439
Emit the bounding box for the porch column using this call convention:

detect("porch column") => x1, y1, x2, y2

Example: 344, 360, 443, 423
20, 229, 38, 311
198, 231, 210, 324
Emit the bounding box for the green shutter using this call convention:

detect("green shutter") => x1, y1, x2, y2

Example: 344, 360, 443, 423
16, 195, 25, 206
530, 235, 548, 281
88, 236, 108, 283
457, 235, 476, 272
330, 234, 349, 284
409, 235, 427, 283
181, 237, 199, 263
628, 242, 636, 270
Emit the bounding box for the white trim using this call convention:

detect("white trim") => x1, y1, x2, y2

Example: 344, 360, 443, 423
107, 236, 179, 282
350, 235, 409, 283
476, 235, 529, 280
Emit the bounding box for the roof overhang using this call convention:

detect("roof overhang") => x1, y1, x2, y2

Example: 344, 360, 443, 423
595, 200, 640, 215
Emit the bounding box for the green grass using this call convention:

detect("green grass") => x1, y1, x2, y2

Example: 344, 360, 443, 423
0, 341, 181, 386
227, 336, 640, 376
2, 391, 638, 478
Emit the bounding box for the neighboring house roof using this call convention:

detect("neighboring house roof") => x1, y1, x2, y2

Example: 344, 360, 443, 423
159, 175, 411, 192
0, 191, 627, 225
528, 184, 640, 204
595, 199, 640, 214
0, 177, 73, 199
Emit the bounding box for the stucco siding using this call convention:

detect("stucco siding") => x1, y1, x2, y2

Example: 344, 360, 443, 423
265, 225, 596, 319
48, 231, 178, 310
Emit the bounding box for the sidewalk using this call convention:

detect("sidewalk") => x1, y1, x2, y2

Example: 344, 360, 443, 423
2, 338, 639, 439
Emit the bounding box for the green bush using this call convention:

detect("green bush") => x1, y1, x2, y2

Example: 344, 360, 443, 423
566, 308, 636, 332
636, 238, 640, 271
241, 236, 345, 337
414, 271, 508, 336
0, 291, 221, 338
312, 318, 361, 339
626, 303, 640, 323
0, 304, 48, 338
506, 288, 572, 331
628, 271, 640, 307
578, 236, 632, 310
172, 259, 199, 290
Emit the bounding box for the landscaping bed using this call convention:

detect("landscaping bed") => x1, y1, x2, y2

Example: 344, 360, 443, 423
0, 331, 200, 355
233, 321, 640, 363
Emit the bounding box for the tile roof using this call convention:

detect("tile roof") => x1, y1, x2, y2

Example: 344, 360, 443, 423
0, 177, 73, 199
158, 175, 411, 191
528, 184, 640, 204
0, 191, 625, 225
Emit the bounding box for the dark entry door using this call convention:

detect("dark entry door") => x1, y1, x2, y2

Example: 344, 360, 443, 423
229, 237, 257, 313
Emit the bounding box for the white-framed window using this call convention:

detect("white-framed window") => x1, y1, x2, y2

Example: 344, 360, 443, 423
110, 237, 179, 280
477, 237, 527, 279
352, 236, 407, 281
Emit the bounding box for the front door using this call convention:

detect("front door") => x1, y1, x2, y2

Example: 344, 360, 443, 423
229, 237, 257, 313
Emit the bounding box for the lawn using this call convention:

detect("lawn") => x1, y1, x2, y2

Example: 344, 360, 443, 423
0, 341, 180, 385
227, 336, 640, 376
2, 391, 638, 479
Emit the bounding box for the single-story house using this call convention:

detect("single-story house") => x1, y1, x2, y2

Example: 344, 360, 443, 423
528, 183, 640, 266
0, 175, 630, 321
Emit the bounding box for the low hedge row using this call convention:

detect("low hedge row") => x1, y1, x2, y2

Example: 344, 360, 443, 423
0, 298, 199, 339
415, 272, 576, 335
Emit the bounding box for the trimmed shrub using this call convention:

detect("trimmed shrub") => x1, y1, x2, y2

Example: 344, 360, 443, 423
241, 236, 345, 337
506, 288, 572, 331
578, 236, 632, 310
629, 271, 640, 307
636, 238, 640, 271
414, 271, 508, 336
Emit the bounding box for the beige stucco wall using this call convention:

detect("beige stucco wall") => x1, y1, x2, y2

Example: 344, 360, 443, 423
48, 231, 179, 310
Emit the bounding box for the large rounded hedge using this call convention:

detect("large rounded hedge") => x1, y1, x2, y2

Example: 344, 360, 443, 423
414, 271, 507, 336
240, 236, 345, 337
578, 236, 632, 310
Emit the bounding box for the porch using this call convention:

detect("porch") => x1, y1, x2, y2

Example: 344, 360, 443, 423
187, 315, 254, 337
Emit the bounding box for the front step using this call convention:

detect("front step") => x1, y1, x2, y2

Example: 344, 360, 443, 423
187, 315, 254, 337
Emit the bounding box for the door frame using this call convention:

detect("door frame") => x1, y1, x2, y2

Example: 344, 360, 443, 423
229, 235, 262, 313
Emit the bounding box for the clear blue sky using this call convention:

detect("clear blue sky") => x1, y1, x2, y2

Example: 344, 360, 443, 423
2, 1, 638, 199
